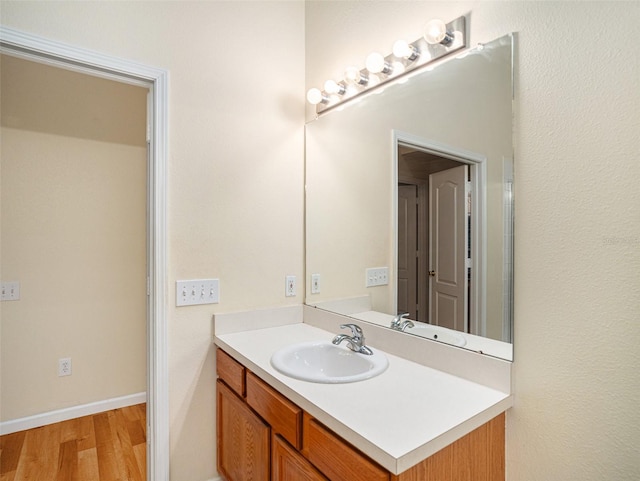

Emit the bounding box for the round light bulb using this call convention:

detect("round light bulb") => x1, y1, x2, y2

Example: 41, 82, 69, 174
392, 61, 406, 76
324, 79, 344, 95
365, 52, 387, 74
345, 66, 360, 82
306, 88, 324, 105
392, 40, 419, 61
345, 66, 368, 85
424, 19, 452, 45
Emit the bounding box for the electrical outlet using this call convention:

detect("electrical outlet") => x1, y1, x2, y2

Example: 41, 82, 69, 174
365, 267, 389, 287
176, 279, 220, 306
311, 274, 321, 294
285, 275, 296, 297
1, 281, 20, 301
58, 358, 72, 377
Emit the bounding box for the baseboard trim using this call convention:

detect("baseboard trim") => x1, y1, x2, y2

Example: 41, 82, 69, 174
0, 392, 146, 435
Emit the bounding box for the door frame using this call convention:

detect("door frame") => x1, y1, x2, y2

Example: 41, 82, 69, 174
392, 130, 486, 336
0, 26, 169, 481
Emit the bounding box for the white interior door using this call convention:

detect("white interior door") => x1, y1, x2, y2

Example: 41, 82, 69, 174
397, 184, 418, 318
429, 165, 468, 331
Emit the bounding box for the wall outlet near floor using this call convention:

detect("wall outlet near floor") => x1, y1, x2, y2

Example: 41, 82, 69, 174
58, 358, 72, 377
176, 279, 220, 306
285, 275, 296, 297
365, 267, 389, 287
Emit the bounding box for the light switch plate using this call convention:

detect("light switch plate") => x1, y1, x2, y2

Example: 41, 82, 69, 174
176, 279, 219, 306
1, 281, 20, 301
365, 267, 389, 287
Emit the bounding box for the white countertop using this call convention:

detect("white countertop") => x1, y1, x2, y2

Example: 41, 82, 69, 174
350, 310, 514, 361
214, 322, 512, 474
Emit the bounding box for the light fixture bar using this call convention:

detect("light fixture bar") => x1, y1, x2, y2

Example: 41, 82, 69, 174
310, 15, 466, 114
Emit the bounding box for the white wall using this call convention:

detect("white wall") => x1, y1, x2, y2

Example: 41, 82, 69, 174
2, 1, 639, 481
0, 2, 305, 480
307, 1, 640, 480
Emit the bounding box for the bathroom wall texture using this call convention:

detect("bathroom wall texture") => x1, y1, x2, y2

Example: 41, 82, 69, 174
1, 1, 638, 481
307, 1, 639, 480
1, 56, 148, 421
0, 1, 305, 480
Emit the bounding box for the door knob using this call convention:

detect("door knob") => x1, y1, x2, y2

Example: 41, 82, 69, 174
429, 270, 436, 277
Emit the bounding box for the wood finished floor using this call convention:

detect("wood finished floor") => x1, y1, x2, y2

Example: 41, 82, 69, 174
0, 403, 146, 481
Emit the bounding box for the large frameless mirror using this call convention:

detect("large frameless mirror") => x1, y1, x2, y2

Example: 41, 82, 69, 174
305, 34, 515, 360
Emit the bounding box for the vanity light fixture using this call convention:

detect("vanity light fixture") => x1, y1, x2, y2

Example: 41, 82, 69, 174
306, 87, 329, 105
345, 66, 369, 85
423, 19, 454, 46
324, 79, 346, 96
307, 15, 467, 114
365, 52, 393, 75
392, 40, 420, 61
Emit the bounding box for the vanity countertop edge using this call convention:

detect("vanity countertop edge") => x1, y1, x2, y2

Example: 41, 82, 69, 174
213, 320, 512, 475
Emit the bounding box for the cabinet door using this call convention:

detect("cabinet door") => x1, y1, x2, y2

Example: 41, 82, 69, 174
272, 434, 327, 481
217, 380, 270, 481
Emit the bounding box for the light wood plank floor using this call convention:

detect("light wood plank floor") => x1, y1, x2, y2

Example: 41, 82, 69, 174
0, 403, 146, 481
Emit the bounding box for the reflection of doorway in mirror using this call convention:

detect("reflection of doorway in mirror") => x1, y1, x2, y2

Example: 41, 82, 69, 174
429, 165, 469, 333
395, 137, 485, 336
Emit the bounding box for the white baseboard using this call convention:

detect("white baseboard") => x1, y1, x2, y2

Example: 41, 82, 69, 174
0, 392, 146, 435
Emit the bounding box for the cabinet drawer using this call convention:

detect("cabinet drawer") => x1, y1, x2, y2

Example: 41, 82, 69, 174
246, 371, 302, 449
303, 414, 389, 481
216, 348, 245, 397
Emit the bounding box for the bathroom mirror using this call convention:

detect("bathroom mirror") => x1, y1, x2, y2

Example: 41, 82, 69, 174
305, 34, 514, 360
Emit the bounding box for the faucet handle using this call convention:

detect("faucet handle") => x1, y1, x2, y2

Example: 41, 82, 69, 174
339, 323, 363, 338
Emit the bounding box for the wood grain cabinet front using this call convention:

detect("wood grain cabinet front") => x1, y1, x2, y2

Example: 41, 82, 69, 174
215, 348, 505, 481
216, 380, 270, 481
246, 371, 302, 450
272, 434, 328, 481
217, 348, 246, 397
302, 413, 389, 481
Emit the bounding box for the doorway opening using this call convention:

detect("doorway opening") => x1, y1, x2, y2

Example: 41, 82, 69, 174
393, 131, 486, 336
0, 26, 168, 481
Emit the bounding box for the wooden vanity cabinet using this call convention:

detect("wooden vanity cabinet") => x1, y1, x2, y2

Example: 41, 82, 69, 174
217, 379, 270, 481
302, 413, 388, 481
216, 347, 505, 481
272, 434, 328, 481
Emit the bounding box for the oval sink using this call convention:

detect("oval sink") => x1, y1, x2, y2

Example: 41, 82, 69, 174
406, 323, 467, 347
271, 340, 388, 383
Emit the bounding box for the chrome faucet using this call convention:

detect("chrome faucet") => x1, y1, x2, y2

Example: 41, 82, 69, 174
390, 312, 414, 332
332, 323, 373, 355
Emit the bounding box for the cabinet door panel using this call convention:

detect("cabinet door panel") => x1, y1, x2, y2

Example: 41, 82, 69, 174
217, 380, 270, 481
272, 434, 327, 481
304, 416, 389, 481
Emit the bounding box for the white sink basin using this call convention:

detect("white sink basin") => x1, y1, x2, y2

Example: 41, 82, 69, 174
271, 340, 388, 383
406, 323, 467, 347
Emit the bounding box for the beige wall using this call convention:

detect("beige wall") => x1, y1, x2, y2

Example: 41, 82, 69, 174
0, 2, 305, 480
2, 1, 639, 481
1, 55, 149, 421
0, 127, 147, 420
307, 1, 640, 480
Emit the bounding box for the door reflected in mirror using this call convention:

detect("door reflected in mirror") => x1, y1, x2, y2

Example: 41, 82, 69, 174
305, 34, 514, 360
